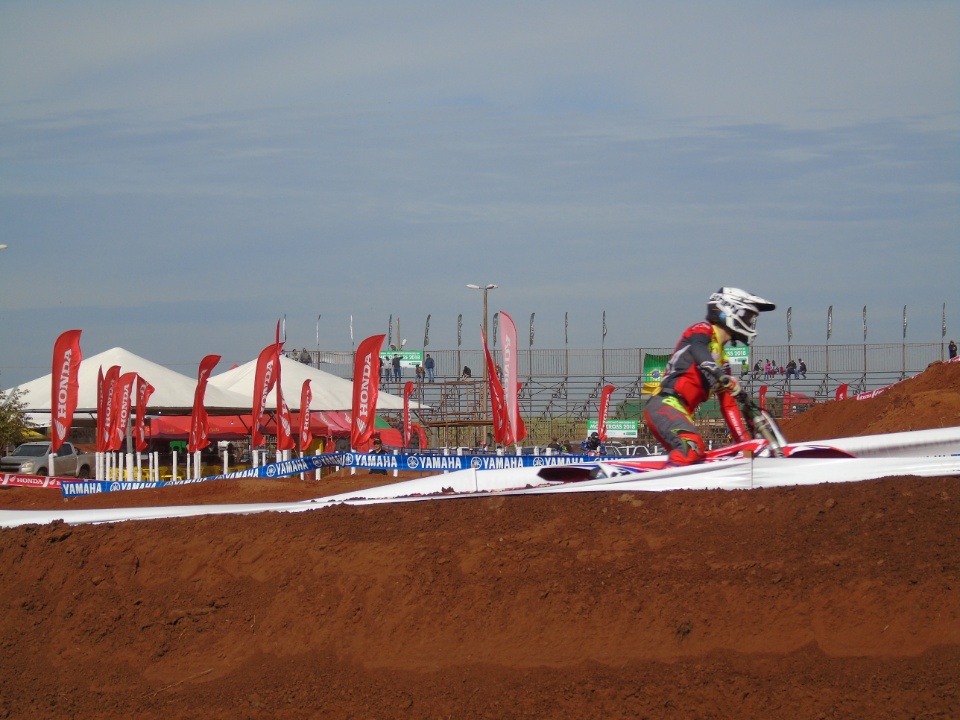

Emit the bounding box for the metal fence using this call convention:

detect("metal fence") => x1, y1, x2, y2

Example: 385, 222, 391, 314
315, 342, 948, 384
307, 342, 951, 447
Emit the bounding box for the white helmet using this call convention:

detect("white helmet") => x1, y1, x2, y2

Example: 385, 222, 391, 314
706, 287, 775, 345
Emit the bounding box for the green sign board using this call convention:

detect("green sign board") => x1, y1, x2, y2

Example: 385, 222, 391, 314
726, 346, 749, 365
379, 350, 424, 369
586, 419, 639, 438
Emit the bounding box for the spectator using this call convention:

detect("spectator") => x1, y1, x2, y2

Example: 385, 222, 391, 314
368, 437, 388, 475
950, 340, 958, 360
380, 355, 388, 385
785, 359, 797, 380
763, 359, 773, 379
424, 353, 435, 382
415, 364, 425, 388
797, 358, 807, 379
298, 348, 311, 364
752, 360, 761, 380
460, 366, 472, 380
392, 354, 402, 381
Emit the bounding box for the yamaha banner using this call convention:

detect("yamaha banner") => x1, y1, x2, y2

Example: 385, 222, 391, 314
60, 452, 606, 496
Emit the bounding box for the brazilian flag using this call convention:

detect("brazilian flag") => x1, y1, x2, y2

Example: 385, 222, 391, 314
642, 353, 671, 396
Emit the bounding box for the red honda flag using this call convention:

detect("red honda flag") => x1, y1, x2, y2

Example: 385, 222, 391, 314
109, 372, 138, 452
835, 384, 849, 401
50, 329, 82, 452
188, 355, 220, 453
413, 423, 428, 450
498, 312, 526, 444
96, 366, 105, 452
351, 334, 385, 451
758, 385, 768, 411
134, 376, 156, 452
98, 365, 121, 453
402, 381, 414, 447
481, 326, 509, 444
275, 359, 295, 452
299, 380, 313, 453
597, 384, 615, 441
251, 343, 280, 448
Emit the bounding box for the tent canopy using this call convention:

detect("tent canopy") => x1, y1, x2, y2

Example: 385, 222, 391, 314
208, 355, 422, 412
14, 348, 426, 419
14, 347, 251, 415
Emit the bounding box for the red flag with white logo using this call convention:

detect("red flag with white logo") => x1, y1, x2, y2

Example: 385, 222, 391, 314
275, 359, 295, 451
109, 372, 138, 452
498, 312, 526, 444
98, 365, 121, 453
758, 385, 768, 411
134, 376, 155, 452
351, 334, 385, 451
481, 326, 509, 444
403, 381, 414, 447
50, 329, 82, 452
597, 384, 615, 441
299, 380, 313, 452
96, 366, 105, 452
251, 344, 279, 448
188, 355, 220, 453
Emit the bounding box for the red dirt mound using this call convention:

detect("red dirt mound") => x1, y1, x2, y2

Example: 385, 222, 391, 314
780, 359, 960, 441
1, 362, 958, 719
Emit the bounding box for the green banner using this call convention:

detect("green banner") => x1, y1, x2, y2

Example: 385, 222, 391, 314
379, 350, 424, 369
587, 419, 639, 438
726, 346, 749, 365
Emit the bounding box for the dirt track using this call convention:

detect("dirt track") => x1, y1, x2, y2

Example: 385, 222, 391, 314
1, 362, 958, 718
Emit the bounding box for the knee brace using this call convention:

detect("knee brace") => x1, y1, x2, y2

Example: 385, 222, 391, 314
667, 431, 706, 466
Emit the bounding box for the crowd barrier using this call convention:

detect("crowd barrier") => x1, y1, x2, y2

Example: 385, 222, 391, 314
55, 451, 601, 497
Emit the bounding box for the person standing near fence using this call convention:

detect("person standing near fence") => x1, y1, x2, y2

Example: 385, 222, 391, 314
950, 340, 958, 360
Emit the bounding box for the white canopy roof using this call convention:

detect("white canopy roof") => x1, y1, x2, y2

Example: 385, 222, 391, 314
13, 347, 251, 414
208, 355, 419, 411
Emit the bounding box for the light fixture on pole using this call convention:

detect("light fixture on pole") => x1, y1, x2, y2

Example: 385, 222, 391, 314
467, 283, 498, 430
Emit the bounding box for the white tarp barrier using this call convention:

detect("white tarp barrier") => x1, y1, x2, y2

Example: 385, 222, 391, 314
1, 427, 958, 529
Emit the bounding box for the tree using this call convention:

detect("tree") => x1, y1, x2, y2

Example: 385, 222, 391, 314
0, 384, 34, 451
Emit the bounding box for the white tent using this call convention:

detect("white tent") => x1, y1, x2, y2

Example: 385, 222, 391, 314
208, 355, 421, 411
13, 347, 251, 416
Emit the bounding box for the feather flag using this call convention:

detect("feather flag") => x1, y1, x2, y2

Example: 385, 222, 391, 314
275, 359, 295, 452
134, 376, 155, 452
482, 326, 509, 444
251, 344, 279, 448
403, 381, 414, 447
188, 355, 220, 453
498, 311, 527, 444
98, 365, 121, 453
299, 380, 313, 453
50, 329, 82, 452
351, 334, 385, 451
597, 384, 615, 442
109, 372, 138, 452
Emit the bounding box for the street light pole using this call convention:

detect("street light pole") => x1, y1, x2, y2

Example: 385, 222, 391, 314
467, 283, 498, 438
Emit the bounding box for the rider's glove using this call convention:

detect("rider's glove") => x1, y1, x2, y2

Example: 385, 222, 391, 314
716, 374, 743, 397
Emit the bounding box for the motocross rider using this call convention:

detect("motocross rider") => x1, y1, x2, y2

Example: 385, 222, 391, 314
644, 288, 775, 465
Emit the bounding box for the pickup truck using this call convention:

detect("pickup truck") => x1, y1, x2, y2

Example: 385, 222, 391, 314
0, 441, 94, 478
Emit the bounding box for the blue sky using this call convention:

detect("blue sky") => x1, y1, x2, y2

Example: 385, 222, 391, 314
1, 1, 957, 387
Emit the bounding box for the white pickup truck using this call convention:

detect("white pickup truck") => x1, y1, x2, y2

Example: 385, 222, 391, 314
0, 441, 94, 478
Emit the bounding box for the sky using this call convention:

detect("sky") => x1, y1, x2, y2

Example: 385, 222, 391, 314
1, 1, 957, 387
